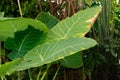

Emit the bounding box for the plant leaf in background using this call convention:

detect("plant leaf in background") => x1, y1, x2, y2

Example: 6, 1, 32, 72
0, 18, 48, 41
47, 7, 101, 42
9, 37, 97, 72
61, 52, 83, 68
36, 12, 59, 29
0, 58, 22, 77
4, 26, 44, 60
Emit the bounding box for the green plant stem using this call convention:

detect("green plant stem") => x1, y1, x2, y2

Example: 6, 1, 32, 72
1, 77, 4, 80
28, 69, 33, 80
41, 64, 51, 80
88, 69, 91, 80
52, 64, 61, 80
1, 76, 7, 80
1, 78, 3, 80
4, 77, 6, 80
17, 0, 23, 17
97, 18, 104, 45
111, 0, 116, 38
106, 0, 111, 38
36, 67, 43, 80
18, 71, 21, 80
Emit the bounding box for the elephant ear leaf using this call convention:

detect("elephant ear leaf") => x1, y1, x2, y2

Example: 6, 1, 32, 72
9, 37, 97, 71
0, 58, 22, 77
61, 52, 83, 68
47, 7, 101, 42
4, 26, 44, 60
36, 12, 59, 29
0, 18, 48, 41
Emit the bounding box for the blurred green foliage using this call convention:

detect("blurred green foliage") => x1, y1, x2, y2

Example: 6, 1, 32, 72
0, 0, 40, 18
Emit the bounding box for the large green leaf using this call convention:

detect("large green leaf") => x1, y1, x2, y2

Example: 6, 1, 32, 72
0, 58, 22, 77
9, 37, 97, 72
45, 7, 101, 68
61, 52, 83, 68
4, 26, 44, 60
47, 7, 101, 42
0, 18, 48, 41
36, 12, 59, 29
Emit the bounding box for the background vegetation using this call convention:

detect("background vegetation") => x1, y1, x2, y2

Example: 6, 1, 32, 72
0, 0, 120, 80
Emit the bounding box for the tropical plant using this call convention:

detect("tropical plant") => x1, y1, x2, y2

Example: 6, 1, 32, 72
0, 7, 101, 80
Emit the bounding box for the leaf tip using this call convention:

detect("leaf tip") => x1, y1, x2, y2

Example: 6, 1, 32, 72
86, 8, 101, 28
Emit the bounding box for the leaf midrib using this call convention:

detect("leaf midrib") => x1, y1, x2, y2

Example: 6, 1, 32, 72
17, 31, 32, 55
64, 12, 87, 39
45, 41, 92, 60
51, 12, 87, 40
